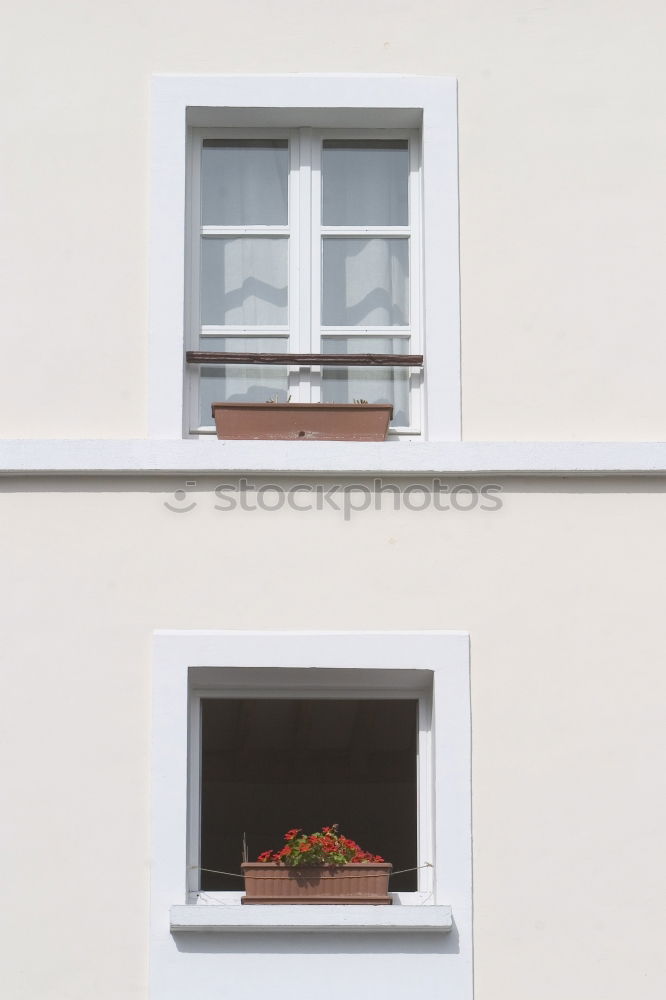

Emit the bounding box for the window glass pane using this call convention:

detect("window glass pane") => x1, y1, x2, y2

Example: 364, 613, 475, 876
199, 698, 418, 892
201, 237, 288, 326
322, 139, 408, 226
322, 238, 408, 326
197, 336, 289, 426
201, 140, 288, 225
321, 336, 410, 427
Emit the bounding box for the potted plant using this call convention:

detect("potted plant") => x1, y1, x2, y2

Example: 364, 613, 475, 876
211, 400, 393, 442
241, 825, 392, 904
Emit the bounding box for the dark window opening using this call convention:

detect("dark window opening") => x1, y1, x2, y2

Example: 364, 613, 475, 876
199, 697, 418, 892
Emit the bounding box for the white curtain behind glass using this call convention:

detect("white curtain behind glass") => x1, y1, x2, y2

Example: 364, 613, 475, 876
200, 141, 289, 327
201, 237, 288, 326
322, 238, 409, 327
322, 140, 408, 226
201, 141, 288, 225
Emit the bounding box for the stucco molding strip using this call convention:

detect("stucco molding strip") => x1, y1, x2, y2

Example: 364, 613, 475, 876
1, 440, 666, 476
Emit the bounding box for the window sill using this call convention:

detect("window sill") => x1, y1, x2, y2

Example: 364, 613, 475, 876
2, 438, 666, 476
169, 903, 453, 933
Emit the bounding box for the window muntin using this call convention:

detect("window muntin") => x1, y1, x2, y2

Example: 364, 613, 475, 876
187, 128, 421, 435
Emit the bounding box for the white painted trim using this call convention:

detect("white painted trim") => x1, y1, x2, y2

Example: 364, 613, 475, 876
148, 74, 460, 441
3, 439, 666, 476
150, 630, 471, 1000
169, 903, 453, 933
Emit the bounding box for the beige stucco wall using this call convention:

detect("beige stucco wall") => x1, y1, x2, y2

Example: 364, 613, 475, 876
2, 1, 666, 440
1, 477, 665, 998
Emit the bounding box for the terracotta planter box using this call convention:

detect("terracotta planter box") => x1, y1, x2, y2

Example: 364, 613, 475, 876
211, 402, 393, 442
241, 862, 393, 904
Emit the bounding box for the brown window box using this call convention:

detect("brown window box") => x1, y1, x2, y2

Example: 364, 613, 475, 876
241, 862, 393, 904
211, 402, 393, 441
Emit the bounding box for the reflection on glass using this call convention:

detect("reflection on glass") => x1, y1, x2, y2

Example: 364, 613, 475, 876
201, 237, 288, 326
322, 238, 408, 326
201, 140, 288, 226
321, 336, 410, 427
198, 337, 289, 427
322, 139, 408, 226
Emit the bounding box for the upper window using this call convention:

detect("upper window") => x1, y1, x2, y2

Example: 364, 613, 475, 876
185, 128, 422, 436
149, 76, 460, 444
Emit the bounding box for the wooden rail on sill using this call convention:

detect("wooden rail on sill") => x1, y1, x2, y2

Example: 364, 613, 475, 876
186, 351, 424, 367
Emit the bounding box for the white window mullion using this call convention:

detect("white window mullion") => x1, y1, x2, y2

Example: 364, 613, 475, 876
293, 128, 306, 353
309, 132, 323, 401
286, 128, 301, 401
289, 128, 311, 402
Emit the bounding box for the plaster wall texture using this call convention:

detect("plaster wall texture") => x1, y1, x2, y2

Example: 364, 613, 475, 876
1, 478, 665, 998
1, 1, 665, 440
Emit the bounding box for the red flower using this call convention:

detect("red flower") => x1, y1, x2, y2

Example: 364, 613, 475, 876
253, 827, 388, 870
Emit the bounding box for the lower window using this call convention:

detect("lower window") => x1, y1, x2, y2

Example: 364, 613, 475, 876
198, 697, 418, 893
187, 671, 433, 904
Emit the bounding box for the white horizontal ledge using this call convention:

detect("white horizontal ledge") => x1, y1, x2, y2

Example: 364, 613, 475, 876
169, 903, 453, 933
2, 439, 666, 477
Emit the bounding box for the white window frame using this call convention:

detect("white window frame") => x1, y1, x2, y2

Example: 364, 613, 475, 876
148, 75, 461, 443
186, 127, 423, 437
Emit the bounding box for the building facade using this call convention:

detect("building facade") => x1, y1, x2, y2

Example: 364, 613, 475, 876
2, 3, 666, 999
